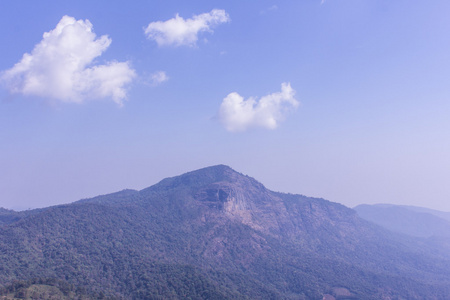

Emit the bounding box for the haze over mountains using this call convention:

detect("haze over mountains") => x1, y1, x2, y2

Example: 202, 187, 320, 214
354, 204, 450, 238
1, 165, 450, 299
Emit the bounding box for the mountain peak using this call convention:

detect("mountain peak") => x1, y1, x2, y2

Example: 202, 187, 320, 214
144, 164, 265, 193
139, 164, 279, 234
185, 164, 237, 179
184, 164, 243, 179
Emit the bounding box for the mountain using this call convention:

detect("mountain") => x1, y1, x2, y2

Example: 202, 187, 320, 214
399, 205, 450, 223
354, 204, 450, 238
1, 165, 450, 299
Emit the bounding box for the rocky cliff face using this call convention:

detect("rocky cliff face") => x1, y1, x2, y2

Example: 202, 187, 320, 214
194, 180, 289, 235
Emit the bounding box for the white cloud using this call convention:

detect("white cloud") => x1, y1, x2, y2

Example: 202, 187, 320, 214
149, 71, 169, 86
260, 5, 278, 15
144, 9, 230, 47
0, 15, 136, 106
218, 83, 299, 132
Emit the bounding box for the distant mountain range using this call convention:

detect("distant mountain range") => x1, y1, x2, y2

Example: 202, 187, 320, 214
1, 165, 450, 299
354, 203, 450, 238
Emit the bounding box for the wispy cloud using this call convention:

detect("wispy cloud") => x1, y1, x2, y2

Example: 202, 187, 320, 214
260, 5, 279, 15
0, 16, 136, 106
218, 83, 299, 132
147, 71, 169, 86
144, 9, 230, 47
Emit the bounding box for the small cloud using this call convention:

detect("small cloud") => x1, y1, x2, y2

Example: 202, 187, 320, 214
148, 71, 169, 86
260, 5, 278, 15
0, 16, 136, 106
218, 83, 299, 132
321, 0, 326, 5
144, 9, 230, 47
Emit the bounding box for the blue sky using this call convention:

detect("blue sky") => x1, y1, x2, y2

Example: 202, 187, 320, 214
1, 0, 450, 211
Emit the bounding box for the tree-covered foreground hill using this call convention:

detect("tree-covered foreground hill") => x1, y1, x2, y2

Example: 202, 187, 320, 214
1, 165, 450, 299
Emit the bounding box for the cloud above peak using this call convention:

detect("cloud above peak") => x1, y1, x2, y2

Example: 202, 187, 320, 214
219, 83, 299, 132
144, 9, 230, 47
0, 15, 136, 106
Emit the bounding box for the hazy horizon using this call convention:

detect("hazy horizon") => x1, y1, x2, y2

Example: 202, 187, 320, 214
1, 1, 450, 212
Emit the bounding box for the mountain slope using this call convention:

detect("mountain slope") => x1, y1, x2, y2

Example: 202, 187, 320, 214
1, 165, 450, 299
399, 205, 450, 222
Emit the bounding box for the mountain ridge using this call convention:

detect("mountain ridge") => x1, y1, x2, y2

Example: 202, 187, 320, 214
355, 203, 450, 238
